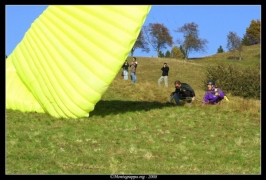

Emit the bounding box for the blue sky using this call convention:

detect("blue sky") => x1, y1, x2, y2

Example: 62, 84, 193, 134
6, 5, 261, 58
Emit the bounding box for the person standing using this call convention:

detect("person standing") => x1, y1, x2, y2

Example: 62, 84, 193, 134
158, 63, 169, 87
133, 57, 138, 70
133, 57, 138, 82
130, 60, 137, 83
122, 60, 129, 80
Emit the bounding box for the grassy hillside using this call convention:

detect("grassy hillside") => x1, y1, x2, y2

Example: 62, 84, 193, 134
191, 43, 260, 67
6, 44, 261, 174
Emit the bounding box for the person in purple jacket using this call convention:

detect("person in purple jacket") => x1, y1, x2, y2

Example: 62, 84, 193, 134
203, 80, 225, 104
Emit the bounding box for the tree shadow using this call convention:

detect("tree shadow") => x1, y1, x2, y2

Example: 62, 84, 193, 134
89, 100, 176, 117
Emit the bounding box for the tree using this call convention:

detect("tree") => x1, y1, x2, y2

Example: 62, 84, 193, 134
245, 19, 260, 45
175, 22, 208, 59
226, 31, 243, 60
131, 29, 150, 56
158, 50, 164, 58
165, 50, 171, 58
171, 46, 184, 59
242, 34, 251, 46
217, 45, 224, 53
179, 45, 186, 59
143, 23, 173, 57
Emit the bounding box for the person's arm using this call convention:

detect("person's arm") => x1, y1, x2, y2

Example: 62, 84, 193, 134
184, 84, 196, 97
170, 88, 177, 96
215, 88, 225, 99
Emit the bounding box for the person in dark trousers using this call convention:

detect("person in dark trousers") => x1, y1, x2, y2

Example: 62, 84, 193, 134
121, 60, 129, 80
203, 80, 228, 104
158, 63, 169, 87
168, 80, 195, 104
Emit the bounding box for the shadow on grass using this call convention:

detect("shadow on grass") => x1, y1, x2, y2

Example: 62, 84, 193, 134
89, 100, 177, 117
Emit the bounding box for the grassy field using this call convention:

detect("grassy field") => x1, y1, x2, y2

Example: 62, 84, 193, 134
6, 44, 261, 174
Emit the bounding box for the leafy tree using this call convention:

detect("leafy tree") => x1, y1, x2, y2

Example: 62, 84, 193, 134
158, 50, 164, 58
143, 23, 173, 57
175, 22, 208, 59
241, 34, 251, 46
131, 29, 150, 56
217, 45, 224, 53
179, 45, 186, 59
245, 19, 260, 45
226, 31, 243, 60
171, 46, 183, 59
165, 50, 171, 58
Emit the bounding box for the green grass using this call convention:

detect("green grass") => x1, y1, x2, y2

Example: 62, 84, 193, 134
6, 44, 261, 174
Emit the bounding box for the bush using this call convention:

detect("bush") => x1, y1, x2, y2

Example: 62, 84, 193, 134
203, 63, 260, 99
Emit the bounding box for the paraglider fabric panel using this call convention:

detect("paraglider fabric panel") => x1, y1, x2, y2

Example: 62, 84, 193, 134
6, 5, 151, 118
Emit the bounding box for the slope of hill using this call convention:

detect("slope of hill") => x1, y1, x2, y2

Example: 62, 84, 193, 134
193, 44, 260, 67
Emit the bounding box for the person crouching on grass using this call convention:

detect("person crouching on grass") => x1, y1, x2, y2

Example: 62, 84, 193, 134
203, 80, 228, 105
168, 80, 195, 105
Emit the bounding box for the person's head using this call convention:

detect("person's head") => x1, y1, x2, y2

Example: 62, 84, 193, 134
207, 80, 215, 90
133, 57, 136, 61
163, 63, 167, 67
174, 80, 182, 89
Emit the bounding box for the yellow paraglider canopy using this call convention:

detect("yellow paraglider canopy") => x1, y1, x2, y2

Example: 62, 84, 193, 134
6, 5, 151, 118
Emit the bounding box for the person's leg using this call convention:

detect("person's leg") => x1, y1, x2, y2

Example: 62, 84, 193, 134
167, 95, 174, 103
164, 76, 168, 87
130, 72, 134, 82
158, 76, 163, 86
124, 70, 128, 80
132, 73, 136, 83
173, 93, 180, 104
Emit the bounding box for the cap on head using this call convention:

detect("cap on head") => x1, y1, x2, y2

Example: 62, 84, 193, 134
207, 80, 215, 85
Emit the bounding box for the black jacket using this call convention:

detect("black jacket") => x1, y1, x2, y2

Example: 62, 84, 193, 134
161, 66, 169, 76
172, 83, 195, 99
122, 62, 129, 70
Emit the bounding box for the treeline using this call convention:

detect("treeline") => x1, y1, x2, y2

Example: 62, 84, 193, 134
132, 19, 260, 60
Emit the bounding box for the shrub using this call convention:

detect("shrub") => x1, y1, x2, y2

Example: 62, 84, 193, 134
203, 63, 260, 99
